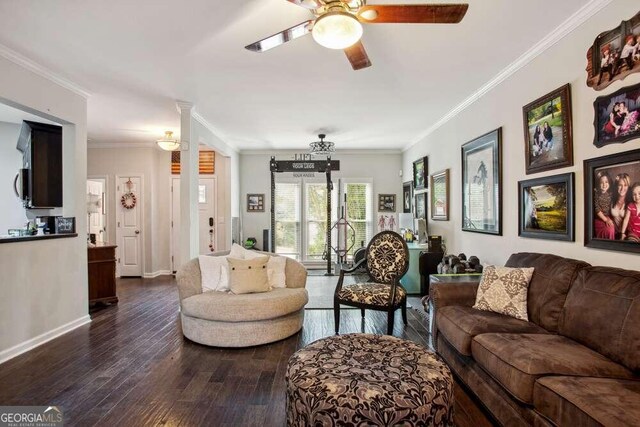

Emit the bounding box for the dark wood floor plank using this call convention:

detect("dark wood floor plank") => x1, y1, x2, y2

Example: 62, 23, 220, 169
0, 275, 493, 427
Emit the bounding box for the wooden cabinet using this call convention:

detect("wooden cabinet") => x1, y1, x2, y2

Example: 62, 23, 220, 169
88, 242, 118, 306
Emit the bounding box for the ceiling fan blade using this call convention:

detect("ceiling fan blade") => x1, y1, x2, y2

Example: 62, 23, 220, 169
245, 20, 314, 52
357, 4, 468, 24
344, 40, 372, 71
286, 0, 321, 9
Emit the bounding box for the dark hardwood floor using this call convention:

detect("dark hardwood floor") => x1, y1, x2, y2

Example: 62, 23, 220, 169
0, 276, 494, 426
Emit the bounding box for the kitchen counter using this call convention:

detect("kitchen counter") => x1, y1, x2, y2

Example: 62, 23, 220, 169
0, 233, 78, 244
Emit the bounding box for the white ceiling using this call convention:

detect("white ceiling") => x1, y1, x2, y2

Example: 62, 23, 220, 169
0, 0, 589, 150
0, 102, 59, 126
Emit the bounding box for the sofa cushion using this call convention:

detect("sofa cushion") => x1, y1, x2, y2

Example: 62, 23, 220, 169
505, 253, 589, 332
181, 287, 308, 322
471, 333, 634, 404
437, 306, 548, 356
559, 266, 640, 373
533, 376, 640, 427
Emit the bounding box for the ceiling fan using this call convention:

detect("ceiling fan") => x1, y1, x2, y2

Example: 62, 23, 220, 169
245, 1, 468, 70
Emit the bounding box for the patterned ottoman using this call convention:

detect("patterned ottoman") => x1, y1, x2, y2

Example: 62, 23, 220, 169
286, 334, 453, 426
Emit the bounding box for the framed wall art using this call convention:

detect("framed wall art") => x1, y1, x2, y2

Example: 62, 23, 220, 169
402, 181, 413, 213
413, 156, 428, 190
430, 169, 449, 221
585, 10, 640, 91
584, 148, 640, 254
247, 194, 265, 212
518, 173, 574, 241
378, 194, 396, 212
593, 81, 640, 147
414, 192, 427, 220
522, 83, 573, 174
462, 128, 502, 235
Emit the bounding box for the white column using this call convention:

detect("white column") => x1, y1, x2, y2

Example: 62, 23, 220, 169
177, 101, 199, 261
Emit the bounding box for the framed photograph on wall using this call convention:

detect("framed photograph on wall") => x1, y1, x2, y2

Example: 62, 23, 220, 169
414, 192, 427, 220
462, 128, 502, 235
247, 193, 265, 212
593, 81, 640, 147
430, 169, 449, 221
413, 157, 428, 190
522, 83, 573, 174
584, 148, 640, 254
402, 181, 413, 213
518, 173, 574, 241
378, 194, 396, 212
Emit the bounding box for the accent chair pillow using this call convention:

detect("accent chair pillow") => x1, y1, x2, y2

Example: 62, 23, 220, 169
473, 265, 535, 321
227, 256, 270, 295
244, 250, 287, 288
199, 255, 230, 292
229, 243, 246, 259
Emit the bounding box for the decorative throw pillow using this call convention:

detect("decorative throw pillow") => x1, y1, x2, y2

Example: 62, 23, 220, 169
227, 256, 270, 294
244, 250, 287, 288
198, 255, 230, 292
473, 265, 534, 321
229, 243, 246, 259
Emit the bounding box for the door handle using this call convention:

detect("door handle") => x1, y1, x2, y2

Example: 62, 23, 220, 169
135, 230, 140, 235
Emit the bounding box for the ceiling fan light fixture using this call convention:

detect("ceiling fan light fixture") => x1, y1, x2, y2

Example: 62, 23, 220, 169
156, 131, 180, 151
312, 12, 363, 50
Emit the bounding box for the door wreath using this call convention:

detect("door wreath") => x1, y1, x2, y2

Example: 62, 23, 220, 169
121, 192, 137, 209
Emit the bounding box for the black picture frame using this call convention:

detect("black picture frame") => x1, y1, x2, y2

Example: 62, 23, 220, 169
414, 192, 427, 220
247, 193, 265, 212
413, 157, 428, 190
402, 181, 413, 213
55, 217, 76, 234
518, 173, 574, 241
378, 194, 396, 212
584, 148, 640, 254
593, 81, 640, 147
430, 169, 449, 221
461, 128, 502, 235
522, 83, 573, 174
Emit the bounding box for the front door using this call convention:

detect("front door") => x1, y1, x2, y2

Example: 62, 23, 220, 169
116, 176, 143, 277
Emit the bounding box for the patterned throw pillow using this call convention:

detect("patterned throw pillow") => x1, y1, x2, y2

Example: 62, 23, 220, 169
473, 265, 534, 321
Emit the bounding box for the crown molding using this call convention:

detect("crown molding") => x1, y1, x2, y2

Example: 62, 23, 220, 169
403, 0, 613, 152
88, 141, 156, 149
240, 148, 402, 155
0, 43, 91, 99
175, 101, 193, 112
191, 110, 238, 153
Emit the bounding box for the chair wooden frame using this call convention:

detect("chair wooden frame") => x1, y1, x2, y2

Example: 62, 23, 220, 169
334, 231, 410, 335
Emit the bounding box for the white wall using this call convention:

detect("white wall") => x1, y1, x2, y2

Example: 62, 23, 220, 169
402, 0, 640, 269
0, 56, 88, 361
240, 150, 403, 249
0, 121, 27, 233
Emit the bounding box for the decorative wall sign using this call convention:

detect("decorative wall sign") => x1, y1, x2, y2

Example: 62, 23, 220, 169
247, 194, 265, 212
378, 194, 396, 212
171, 150, 215, 175
413, 157, 428, 190
585, 11, 640, 91
402, 181, 413, 213
55, 217, 76, 234
584, 148, 640, 254
523, 84, 573, 174
518, 173, 574, 241
430, 169, 449, 221
462, 128, 502, 235
593, 81, 640, 147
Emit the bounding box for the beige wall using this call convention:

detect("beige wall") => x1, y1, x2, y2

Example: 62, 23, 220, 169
0, 56, 88, 361
402, 0, 640, 269
240, 150, 403, 249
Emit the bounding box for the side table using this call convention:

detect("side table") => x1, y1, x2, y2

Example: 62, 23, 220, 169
421, 273, 483, 311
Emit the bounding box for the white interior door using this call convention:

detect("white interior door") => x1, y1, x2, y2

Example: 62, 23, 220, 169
116, 176, 143, 277
86, 178, 106, 243
171, 177, 217, 272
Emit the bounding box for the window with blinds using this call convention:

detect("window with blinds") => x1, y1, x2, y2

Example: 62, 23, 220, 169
275, 182, 301, 260
305, 183, 337, 261
344, 182, 372, 259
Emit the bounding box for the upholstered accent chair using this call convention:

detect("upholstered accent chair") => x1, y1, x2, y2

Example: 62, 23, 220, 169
334, 230, 410, 335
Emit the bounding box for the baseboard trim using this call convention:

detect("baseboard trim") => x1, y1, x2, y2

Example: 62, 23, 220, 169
143, 270, 172, 279
0, 315, 92, 365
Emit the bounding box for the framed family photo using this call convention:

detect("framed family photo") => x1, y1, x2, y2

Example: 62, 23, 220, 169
518, 173, 574, 241
593, 81, 640, 147
246, 193, 265, 212
522, 84, 573, 174
378, 194, 396, 212
584, 148, 640, 254
414, 192, 427, 220
402, 181, 413, 213
413, 157, 428, 190
430, 169, 449, 221
462, 128, 502, 235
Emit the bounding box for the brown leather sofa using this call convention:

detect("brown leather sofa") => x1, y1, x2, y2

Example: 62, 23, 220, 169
429, 252, 640, 426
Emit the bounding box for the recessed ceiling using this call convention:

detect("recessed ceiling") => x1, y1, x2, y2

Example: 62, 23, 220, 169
0, 0, 589, 150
